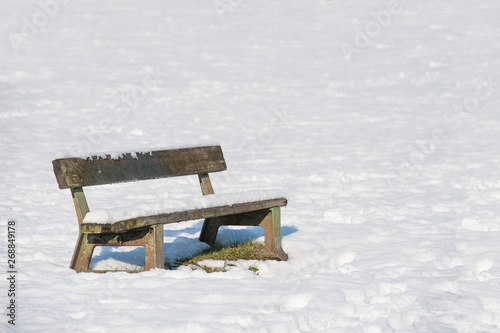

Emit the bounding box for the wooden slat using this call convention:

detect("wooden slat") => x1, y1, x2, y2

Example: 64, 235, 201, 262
53, 145, 227, 189
80, 198, 287, 233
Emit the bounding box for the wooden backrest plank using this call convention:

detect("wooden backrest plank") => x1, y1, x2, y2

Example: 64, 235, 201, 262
53, 145, 227, 189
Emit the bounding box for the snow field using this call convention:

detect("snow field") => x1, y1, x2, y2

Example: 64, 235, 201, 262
1, 0, 500, 332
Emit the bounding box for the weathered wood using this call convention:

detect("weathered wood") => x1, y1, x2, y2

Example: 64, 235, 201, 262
70, 232, 93, 271
199, 209, 271, 244
269, 207, 288, 260
199, 208, 288, 261
80, 198, 287, 233
54, 144, 288, 272
71, 187, 90, 227
53, 145, 227, 189
146, 224, 164, 270
198, 173, 215, 195
71, 226, 164, 272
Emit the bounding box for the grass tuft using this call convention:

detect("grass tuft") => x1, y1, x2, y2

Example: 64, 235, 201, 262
166, 240, 277, 273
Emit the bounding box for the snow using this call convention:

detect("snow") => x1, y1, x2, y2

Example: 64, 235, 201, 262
83, 190, 288, 224
54, 142, 221, 160
1, 0, 500, 332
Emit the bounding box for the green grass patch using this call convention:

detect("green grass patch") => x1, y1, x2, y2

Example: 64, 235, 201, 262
166, 240, 277, 273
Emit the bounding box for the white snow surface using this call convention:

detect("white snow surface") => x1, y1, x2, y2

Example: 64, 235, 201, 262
2, 0, 500, 332
84, 190, 288, 224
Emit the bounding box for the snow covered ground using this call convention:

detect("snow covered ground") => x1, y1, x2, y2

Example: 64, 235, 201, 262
1, 0, 500, 331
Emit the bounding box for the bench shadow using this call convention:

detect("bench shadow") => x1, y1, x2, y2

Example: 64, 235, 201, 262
163, 221, 298, 239
90, 247, 146, 269
162, 220, 205, 238
90, 221, 298, 269
280, 225, 299, 237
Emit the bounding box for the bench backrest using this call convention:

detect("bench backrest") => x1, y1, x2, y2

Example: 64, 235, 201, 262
52, 145, 227, 189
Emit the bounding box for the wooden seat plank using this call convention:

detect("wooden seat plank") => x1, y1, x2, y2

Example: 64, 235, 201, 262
80, 197, 287, 233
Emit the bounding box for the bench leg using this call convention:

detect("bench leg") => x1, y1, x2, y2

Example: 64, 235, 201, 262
261, 207, 288, 261
70, 233, 96, 272
70, 226, 164, 272
144, 224, 164, 270
199, 217, 222, 245
199, 208, 288, 261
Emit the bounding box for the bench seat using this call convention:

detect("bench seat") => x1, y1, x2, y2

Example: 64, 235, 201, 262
81, 190, 287, 233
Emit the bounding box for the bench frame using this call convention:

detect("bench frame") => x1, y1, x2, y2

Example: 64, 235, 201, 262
53, 145, 288, 272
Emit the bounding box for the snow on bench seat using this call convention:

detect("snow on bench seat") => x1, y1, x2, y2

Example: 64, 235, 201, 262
81, 190, 288, 233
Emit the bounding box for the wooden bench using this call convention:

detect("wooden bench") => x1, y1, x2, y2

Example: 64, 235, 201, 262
52, 145, 288, 272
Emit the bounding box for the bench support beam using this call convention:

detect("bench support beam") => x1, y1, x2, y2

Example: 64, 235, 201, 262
198, 173, 215, 196
71, 187, 89, 227
199, 207, 288, 261
70, 225, 164, 272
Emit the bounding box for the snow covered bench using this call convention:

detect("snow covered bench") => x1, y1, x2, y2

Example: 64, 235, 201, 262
52, 145, 288, 272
